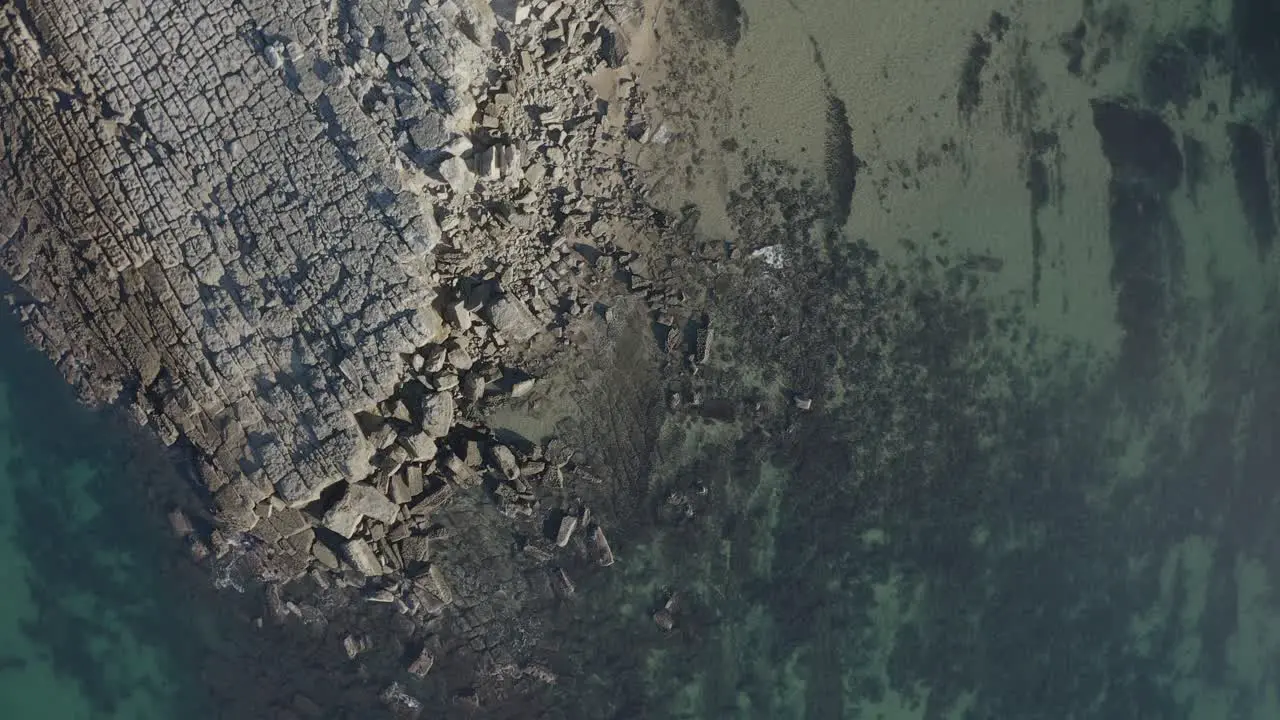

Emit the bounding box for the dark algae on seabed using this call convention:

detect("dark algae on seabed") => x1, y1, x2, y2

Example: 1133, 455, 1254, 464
0, 310, 211, 719
525, 0, 1280, 717
8, 0, 1280, 716
0, 309, 391, 718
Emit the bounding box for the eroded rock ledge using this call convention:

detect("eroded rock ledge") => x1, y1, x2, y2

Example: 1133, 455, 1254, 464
1, 0, 697, 706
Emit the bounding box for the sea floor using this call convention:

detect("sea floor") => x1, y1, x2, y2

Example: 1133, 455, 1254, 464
517, 0, 1280, 717
0, 313, 215, 718
0, 310, 390, 719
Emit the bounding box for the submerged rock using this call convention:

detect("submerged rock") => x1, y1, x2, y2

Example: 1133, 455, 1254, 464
653, 607, 674, 631
555, 515, 578, 547
343, 634, 371, 659
380, 682, 422, 715
590, 526, 615, 567
408, 648, 435, 678
420, 391, 455, 438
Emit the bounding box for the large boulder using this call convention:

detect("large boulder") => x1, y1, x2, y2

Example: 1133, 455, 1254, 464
322, 484, 401, 538
484, 296, 541, 341
421, 391, 455, 438
343, 538, 384, 577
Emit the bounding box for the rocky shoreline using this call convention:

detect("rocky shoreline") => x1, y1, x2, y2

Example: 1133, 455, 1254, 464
1, 0, 743, 712
14, 0, 1280, 716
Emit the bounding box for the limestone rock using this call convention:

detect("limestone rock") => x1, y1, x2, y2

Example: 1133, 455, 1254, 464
323, 484, 401, 539
409, 482, 457, 515
400, 431, 438, 462
213, 484, 259, 531
446, 346, 473, 370
441, 452, 479, 486
488, 444, 520, 481
590, 526, 615, 567
404, 465, 425, 496
445, 301, 473, 332
274, 474, 319, 507
545, 438, 574, 467
399, 535, 431, 564
285, 528, 315, 556
461, 372, 487, 404
312, 543, 340, 570
441, 156, 476, 194
421, 345, 447, 374
343, 538, 384, 577
485, 296, 541, 341
390, 474, 413, 505
417, 306, 448, 345
408, 648, 435, 678
428, 564, 454, 604
269, 507, 310, 538
420, 392, 455, 438
388, 398, 413, 424
696, 327, 715, 364
511, 378, 537, 397
555, 515, 578, 547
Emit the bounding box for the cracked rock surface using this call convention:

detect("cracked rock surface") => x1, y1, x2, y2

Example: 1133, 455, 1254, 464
1, 0, 692, 706
0, 0, 499, 509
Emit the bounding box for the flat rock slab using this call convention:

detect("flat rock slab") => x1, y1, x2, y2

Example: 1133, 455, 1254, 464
555, 515, 578, 547
311, 542, 341, 569
399, 535, 431, 564
408, 648, 435, 678
428, 565, 454, 604
323, 484, 401, 538
485, 296, 541, 341
591, 526, 615, 567
420, 391, 455, 438
269, 507, 310, 538
343, 538, 384, 577
488, 444, 520, 481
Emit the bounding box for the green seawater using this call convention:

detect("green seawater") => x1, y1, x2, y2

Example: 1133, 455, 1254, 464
529, 1, 1280, 718
0, 313, 222, 719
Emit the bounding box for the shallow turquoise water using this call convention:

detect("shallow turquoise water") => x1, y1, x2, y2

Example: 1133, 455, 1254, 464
7, 0, 1280, 717
0, 306, 400, 719
0, 313, 220, 719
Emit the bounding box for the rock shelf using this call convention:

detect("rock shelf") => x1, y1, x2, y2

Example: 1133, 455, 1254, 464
1, 0, 733, 708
